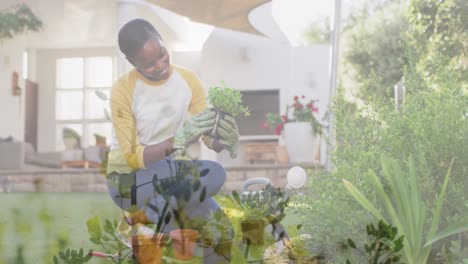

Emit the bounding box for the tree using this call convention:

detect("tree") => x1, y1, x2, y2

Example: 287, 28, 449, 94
342, 1, 408, 99
0, 3, 43, 42
303, 17, 331, 45
407, 0, 467, 77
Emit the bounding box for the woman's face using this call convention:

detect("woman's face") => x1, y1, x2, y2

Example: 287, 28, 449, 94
132, 34, 171, 81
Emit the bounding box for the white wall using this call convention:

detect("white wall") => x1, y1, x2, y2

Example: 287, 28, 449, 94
0, 37, 26, 139
200, 28, 330, 116
200, 28, 289, 91
288, 45, 331, 119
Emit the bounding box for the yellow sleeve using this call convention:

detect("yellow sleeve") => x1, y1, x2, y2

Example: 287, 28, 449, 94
110, 74, 146, 169
175, 66, 216, 149
175, 66, 208, 115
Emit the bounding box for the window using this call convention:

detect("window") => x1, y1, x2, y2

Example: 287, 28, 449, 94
55, 56, 114, 150
236, 90, 280, 136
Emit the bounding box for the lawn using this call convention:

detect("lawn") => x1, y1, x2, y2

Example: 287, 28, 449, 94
0, 192, 302, 263
0, 192, 121, 264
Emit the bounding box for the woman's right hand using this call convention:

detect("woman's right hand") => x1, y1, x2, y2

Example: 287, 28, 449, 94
173, 109, 216, 150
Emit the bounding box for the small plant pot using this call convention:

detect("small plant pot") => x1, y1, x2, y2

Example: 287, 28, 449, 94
241, 219, 265, 245
170, 229, 199, 261
210, 108, 231, 139
214, 238, 233, 257
132, 233, 165, 264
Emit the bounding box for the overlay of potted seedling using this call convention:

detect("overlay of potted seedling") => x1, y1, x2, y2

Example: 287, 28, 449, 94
207, 81, 250, 158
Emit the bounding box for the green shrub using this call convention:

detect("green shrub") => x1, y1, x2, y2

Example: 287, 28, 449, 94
292, 57, 467, 262
344, 157, 468, 263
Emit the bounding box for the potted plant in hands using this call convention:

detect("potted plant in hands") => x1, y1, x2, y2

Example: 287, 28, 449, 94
264, 96, 323, 163
207, 81, 250, 158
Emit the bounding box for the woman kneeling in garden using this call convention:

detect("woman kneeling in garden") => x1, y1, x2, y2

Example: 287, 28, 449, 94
105, 19, 238, 263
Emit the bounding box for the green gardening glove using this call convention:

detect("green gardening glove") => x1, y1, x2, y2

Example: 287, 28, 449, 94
173, 110, 216, 153
216, 114, 240, 158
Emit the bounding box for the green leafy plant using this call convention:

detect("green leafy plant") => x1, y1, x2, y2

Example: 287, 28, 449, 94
343, 157, 468, 264
86, 216, 132, 263
53, 249, 92, 264
346, 220, 404, 264
151, 160, 209, 230
200, 210, 234, 246
0, 3, 43, 41
207, 81, 250, 117
229, 185, 289, 224
437, 236, 468, 264
264, 95, 323, 136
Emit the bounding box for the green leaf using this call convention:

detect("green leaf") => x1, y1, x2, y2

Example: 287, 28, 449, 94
200, 168, 210, 177
86, 216, 102, 244
347, 238, 357, 248
156, 200, 170, 232
232, 191, 241, 206
94, 90, 108, 101
424, 220, 468, 247
427, 159, 454, 240
164, 212, 171, 225
343, 179, 385, 220
199, 187, 207, 202
104, 219, 114, 234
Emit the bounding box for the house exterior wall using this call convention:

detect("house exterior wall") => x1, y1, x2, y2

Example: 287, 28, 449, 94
0, 0, 330, 163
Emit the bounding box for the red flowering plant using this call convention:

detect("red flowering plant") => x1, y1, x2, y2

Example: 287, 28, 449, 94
263, 95, 322, 136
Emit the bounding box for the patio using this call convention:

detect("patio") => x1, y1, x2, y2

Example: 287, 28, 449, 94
0, 0, 466, 263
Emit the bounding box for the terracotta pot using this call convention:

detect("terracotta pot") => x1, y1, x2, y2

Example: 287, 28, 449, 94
241, 220, 265, 245
132, 233, 165, 264
170, 229, 199, 260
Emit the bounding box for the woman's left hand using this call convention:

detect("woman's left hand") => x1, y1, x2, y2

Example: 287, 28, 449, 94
216, 115, 239, 155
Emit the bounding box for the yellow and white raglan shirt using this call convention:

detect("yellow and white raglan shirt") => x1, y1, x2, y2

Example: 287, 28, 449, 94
106, 65, 211, 175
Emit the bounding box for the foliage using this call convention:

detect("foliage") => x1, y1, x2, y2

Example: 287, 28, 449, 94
53, 249, 92, 264
228, 185, 289, 223
86, 216, 133, 263
407, 0, 467, 74
199, 210, 234, 247
290, 168, 371, 262
151, 160, 209, 230
342, 0, 467, 99
0, 3, 43, 41
343, 1, 408, 98
437, 236, 468, 264
208, 81, 250, 117
344, 157, 468, 264
303, 17, 331, 44
346, 220, 404, 264
292, 55, 467, 262
264, 95, 323, 135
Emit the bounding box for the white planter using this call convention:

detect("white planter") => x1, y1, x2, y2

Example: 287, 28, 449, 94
283, 122, 320, 163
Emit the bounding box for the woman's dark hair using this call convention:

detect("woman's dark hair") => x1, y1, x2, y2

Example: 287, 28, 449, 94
118, 19, 161, 60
